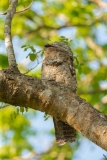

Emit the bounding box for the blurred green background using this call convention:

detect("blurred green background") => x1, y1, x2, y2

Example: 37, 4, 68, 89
0, 0, 107, 159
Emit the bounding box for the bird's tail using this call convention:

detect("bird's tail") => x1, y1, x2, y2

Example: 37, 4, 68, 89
53, 118, 76, 146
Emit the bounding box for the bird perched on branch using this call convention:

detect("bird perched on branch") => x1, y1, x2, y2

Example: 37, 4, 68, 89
42, 42, 77, 145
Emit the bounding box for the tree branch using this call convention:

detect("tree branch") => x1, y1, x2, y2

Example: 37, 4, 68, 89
25, 18, 104, 37
4, 0, 18, 67
0, 69, 107, 151
0, 11, 8, 15
78, 88, 107, 95
89, 0, 107, 9
0, 0, 34, 15
16, 0, 34, 14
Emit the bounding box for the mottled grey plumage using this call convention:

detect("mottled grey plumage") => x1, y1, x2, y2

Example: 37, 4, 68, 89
42, 42, 77, 145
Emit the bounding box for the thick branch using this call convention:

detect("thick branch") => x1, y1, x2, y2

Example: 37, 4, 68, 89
4, 0, 18, 67
0, 69, 107, 151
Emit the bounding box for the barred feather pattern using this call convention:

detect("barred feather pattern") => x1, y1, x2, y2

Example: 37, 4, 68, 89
42, 42, 77, 145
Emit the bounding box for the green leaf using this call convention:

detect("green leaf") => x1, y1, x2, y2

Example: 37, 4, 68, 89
0, 54, 9, 68
30, 46, 36, 52
21, 45, 27, 48
44, 113, 50, 121
24, 47, 29, 51
29, 53, 37, 61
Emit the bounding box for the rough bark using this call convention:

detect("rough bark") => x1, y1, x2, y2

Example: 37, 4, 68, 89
4, 0, 18, 67
0, 68, 107, 151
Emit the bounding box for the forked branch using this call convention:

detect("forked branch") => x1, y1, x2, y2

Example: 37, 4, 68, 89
0, 0, 34, 15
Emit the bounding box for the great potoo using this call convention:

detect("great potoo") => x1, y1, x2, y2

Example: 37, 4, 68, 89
42, 42, 77, 145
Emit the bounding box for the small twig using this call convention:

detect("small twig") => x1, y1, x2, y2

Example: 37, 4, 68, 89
0, 11, 8, 15
0, 0, 34, 15
16, 0, 34, 14
4, 0, 18, 67
103, 154, 107, 160
24, 60, 42, 74
0, 0, 9, 15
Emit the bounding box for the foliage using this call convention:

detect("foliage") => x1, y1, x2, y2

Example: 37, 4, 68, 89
0, 0, 107, 159
59, 36, 72, 46
0, 54, 8, 68
44, 113, 50, 121
21, 44, 44, 62
38, 143, 74, 160
0, 106, 36, 159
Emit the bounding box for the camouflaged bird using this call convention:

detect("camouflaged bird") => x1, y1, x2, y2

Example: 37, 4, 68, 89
42, 42, 77, 145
